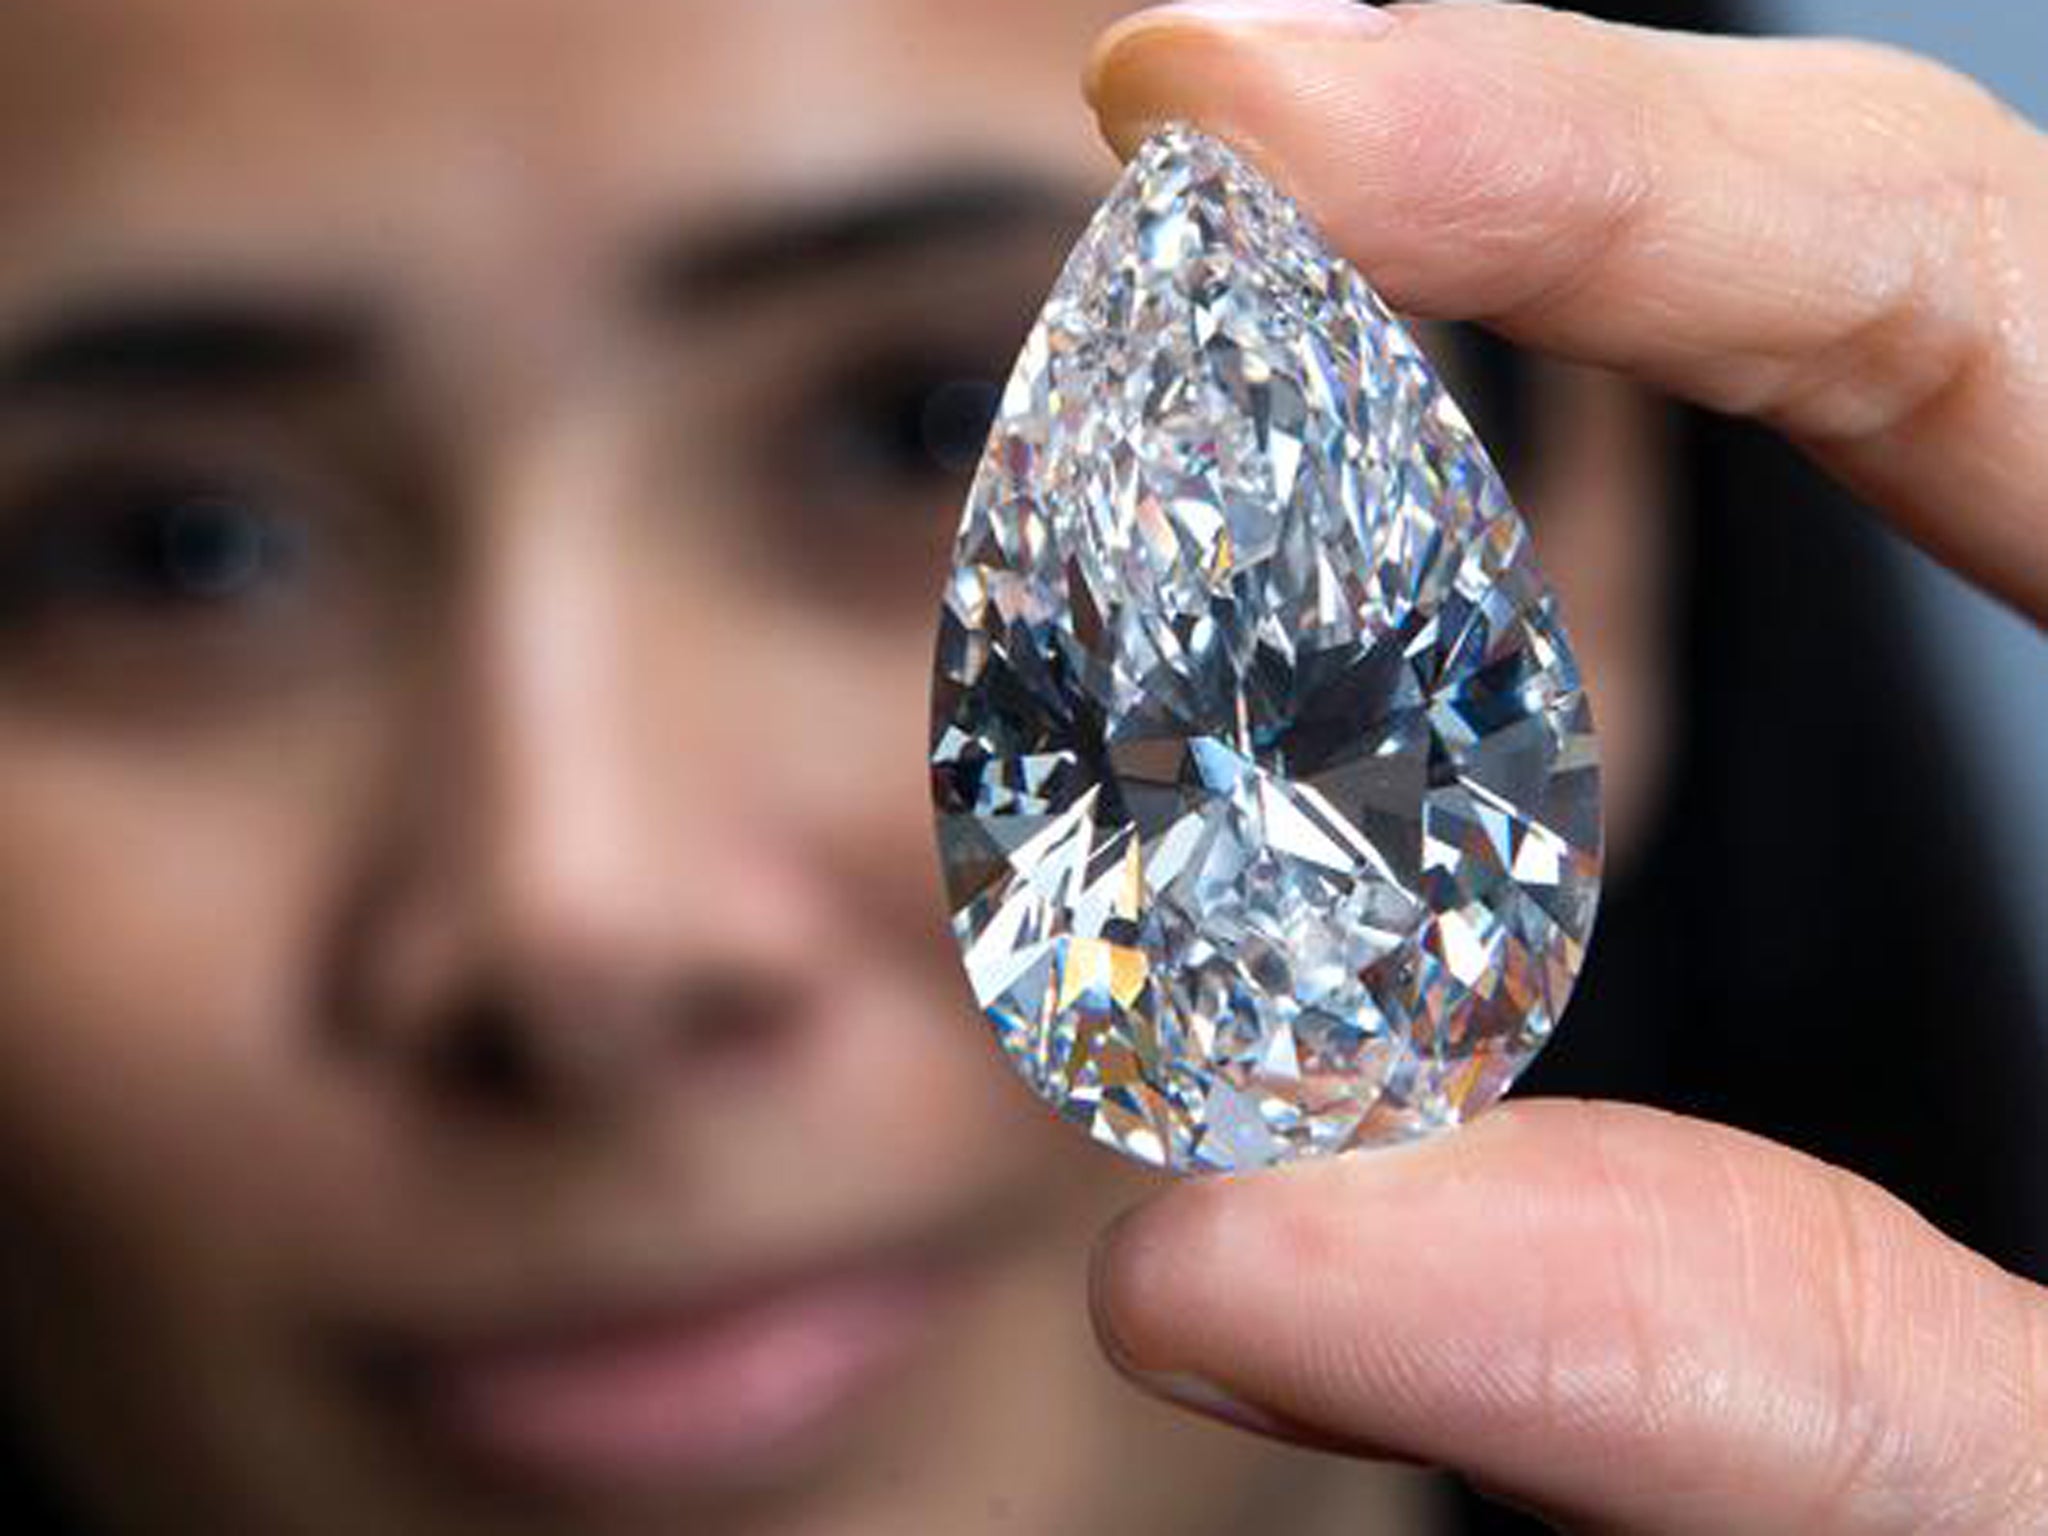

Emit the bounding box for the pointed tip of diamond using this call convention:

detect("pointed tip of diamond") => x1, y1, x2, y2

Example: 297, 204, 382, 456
932, 125, 1602, 1175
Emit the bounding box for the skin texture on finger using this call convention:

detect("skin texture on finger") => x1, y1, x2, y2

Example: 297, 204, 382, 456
1086, 0, 2048, 622
1091, 1099, 2048, 1534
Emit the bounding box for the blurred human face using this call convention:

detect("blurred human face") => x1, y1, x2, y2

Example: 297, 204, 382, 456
0, 2, 1659, 1534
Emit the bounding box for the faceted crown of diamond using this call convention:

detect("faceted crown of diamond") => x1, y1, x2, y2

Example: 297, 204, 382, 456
929, 124, 1602, 1174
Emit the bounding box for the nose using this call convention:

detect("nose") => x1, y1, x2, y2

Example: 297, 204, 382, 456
329, 460, 820, 1117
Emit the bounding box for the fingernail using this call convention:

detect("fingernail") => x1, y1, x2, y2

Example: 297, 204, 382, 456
1116, 1366, 1432, 1466
1121, 1367, 1307, 1437
1086, 0, 1397, 115
1131, 0, 1398, 36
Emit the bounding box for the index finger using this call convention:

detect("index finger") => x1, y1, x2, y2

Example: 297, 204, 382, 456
1086, 0, 2048, 621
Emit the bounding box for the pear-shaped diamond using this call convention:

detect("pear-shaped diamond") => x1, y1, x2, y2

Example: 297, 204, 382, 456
929, 125, 1601, 1174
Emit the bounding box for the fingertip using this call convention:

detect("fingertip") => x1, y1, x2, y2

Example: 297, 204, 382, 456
1089, 1170, 1436, 1460
1087, 1107, 1532, 1377
1080, 8, 1213, 161
1083, 0, 1403, 161
1085, 1197, 1146, 1373
1087, 1172, 1231, 1374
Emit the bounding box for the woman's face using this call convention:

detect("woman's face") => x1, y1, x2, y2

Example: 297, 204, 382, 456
0, 2, 1663, 1533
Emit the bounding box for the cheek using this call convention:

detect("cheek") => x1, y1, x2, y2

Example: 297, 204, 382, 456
736, 608, 1129, 1204
0, 709, 400, 1522
0, 711, 373, 1297
756, 614, 1004, 1092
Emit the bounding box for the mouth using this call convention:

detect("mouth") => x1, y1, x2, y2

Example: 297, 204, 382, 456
354, 1238, 976, 1499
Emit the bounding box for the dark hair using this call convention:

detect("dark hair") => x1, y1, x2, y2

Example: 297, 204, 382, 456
1450, 0, 2047, 1528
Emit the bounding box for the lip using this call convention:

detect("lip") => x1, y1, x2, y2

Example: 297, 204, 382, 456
360, 1248, 966, 1498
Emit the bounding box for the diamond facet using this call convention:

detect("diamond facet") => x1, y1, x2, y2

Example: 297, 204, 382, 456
929, 125, 1602, 1174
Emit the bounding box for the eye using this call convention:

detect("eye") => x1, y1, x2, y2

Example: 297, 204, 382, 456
0, 474, 306, 622
0, 456, 390, 717
142, 495, 299, 602
917, 376, 1004, 475
803, 354, 1003, 493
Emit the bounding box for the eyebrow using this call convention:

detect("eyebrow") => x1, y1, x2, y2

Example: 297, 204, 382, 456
0, 297, 375, 399
0, 175, 1084, 397
649, 170, 1091, 312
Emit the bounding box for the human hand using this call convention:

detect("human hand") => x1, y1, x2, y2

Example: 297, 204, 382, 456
1082, 4, 2048, 1530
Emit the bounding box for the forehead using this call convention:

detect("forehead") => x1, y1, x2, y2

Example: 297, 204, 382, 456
0, 0, 1130, 300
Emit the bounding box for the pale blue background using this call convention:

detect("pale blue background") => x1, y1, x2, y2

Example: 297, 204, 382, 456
1769, 1, 2048, 1020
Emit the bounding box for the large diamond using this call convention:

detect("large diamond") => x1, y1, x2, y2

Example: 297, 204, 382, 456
929, 125, 1601, 1174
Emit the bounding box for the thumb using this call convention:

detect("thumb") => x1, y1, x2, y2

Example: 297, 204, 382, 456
1090, 1100, 2048, 1533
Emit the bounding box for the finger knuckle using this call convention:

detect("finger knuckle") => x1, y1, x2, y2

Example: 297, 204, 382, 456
1739, 41, 2024, 447
1992, 1282, 2048, 1528
1809, 1174, 1906, 1526
1805, 1175, 2045, 1532
1566, 1105, 1686, 1436
1915, 1276, 2048, 1533
1370, 26, 1658, 319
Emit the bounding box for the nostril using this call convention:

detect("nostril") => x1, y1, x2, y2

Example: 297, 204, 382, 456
420, 993, 554, 1112
402, 984, 667, 1119
670, 972, 806, 1074
390, 967, 811, 1119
